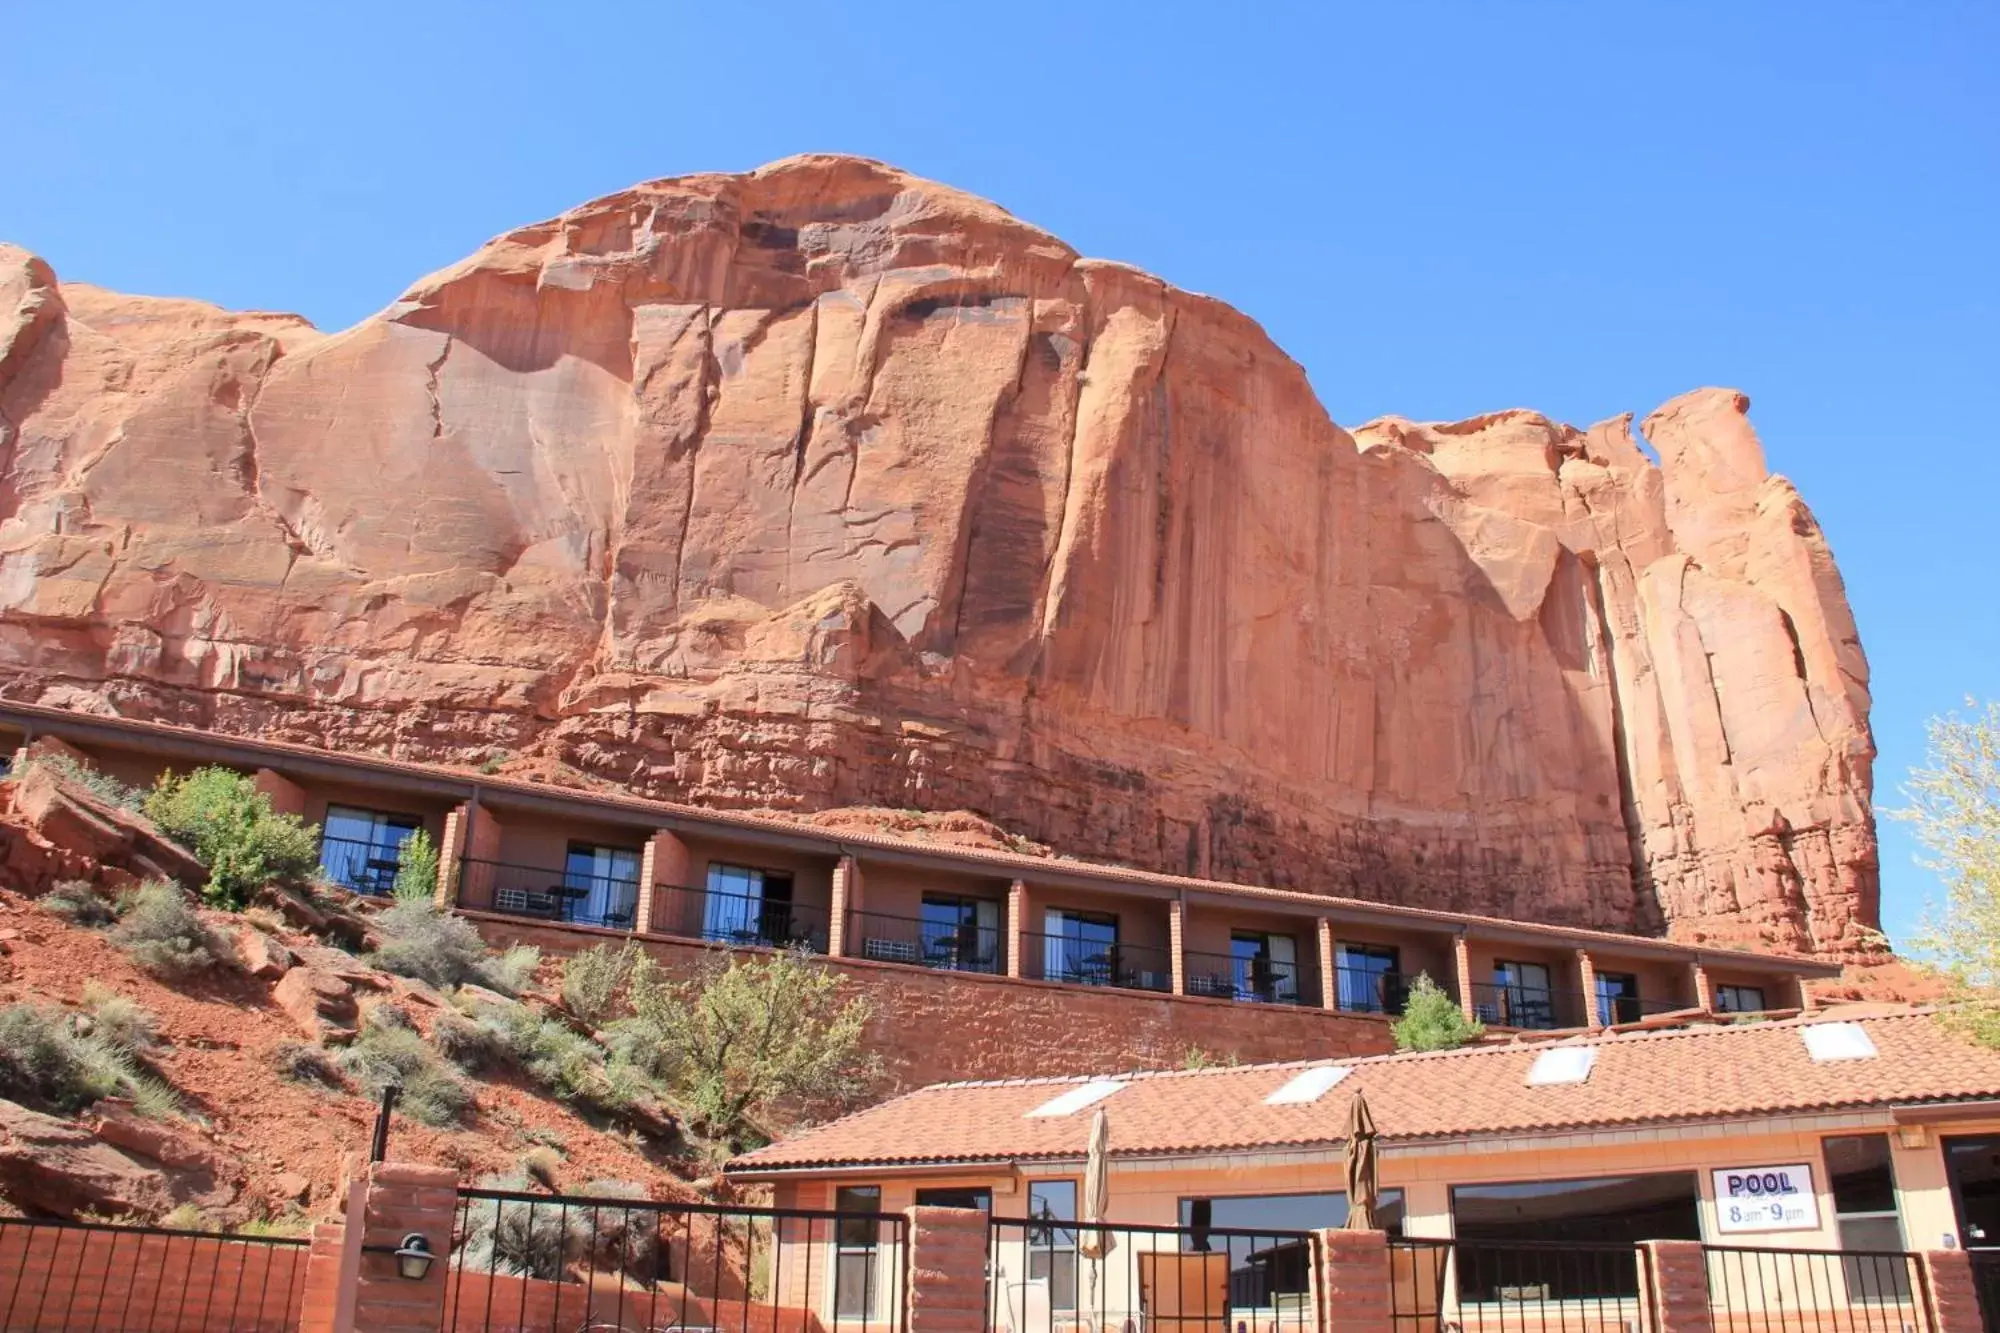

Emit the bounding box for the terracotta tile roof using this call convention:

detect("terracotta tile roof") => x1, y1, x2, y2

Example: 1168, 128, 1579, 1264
728, 1010, 2000, 1174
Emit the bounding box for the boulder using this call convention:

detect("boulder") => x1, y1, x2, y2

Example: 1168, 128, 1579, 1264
237, 928, 295, 981
272, 967, 357, 1040
9, 764, 208, 888
87, 1099, 218, 1175
0, 1097, 172, 1219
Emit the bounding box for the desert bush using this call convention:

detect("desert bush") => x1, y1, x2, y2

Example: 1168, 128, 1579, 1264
272, 1042, 346, 1090
1390, 973, 1485, 1052
338, 1011, 470, 1127
142, 767, 321, 910
575, 1179, 660, 1275
81, 982, 159, 1052
371, 899, 538, 994
561, 941, 640, 1028
391, 828, 440, 903
33, 753, 144, 812
457, 1170, 569, 1280
0, 1002, 177, 1117
615, 948, 878, 1145
464, 999, 628, 1110
39, 879, 117, 928
111, 882, 231, 978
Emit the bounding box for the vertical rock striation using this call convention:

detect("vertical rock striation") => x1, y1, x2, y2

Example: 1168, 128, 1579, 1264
0, 155, 1876, 954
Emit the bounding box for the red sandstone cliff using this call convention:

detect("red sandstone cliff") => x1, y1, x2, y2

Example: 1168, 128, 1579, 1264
0, 155, 1875, 954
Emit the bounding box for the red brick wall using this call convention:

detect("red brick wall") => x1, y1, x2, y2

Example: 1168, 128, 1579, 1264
468, 917, 1395, 1090
0, 1221, 308, 1332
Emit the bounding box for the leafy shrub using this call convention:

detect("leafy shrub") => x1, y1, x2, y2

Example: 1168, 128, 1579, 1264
142, 767, 321, 910
33, 753, 144, 811
458, 1170, 569, 1279
461, 999, 629, 1111
0, 1002, 177, 1117
1390, 973, 1485, 1053
615, 948, 878, 1144
111, 883, 231, 978
272, 1042, 346, 1090
82, 983, 159, 1052
391, 828, 440, 903
40, 879, 117, 928
370, 899, 537, 994
561, 942, 640, 1028
338, 1012, 470, 1127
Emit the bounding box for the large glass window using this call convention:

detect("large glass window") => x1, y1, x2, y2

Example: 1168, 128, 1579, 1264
1335, 943, 1401, 1014
834, 1185, 882, 1319
1026, 1180, 1079, 1312
1044, 911, 1118, 987
921, 895, 1001, 972
1716, 984, 1767, 1014
1595, 972, 1641, 1025
915, 1187, 992, 1211
1231, 932, 1300, 1003
1452, 1173, 1701, 1302
563, 843, 640, 928
1824, 1135, 1910, 1302
1177, 1190, 1405, 1237
318, 806, 423, 896
1494, 961, 1557, 1030
704, 864, 799, 947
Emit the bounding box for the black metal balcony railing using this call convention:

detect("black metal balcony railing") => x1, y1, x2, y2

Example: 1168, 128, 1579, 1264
1023, 932, 1173, 993
1330, 964, 1410, 1016
1468, 980, 1592, 1030
1597, 992, 1695, 1025
462, 857, 640, 931
649, 883, 829, 953
1182, 949, 1313, 1006
848, 909, 1001, 973
319, 834, 406, 897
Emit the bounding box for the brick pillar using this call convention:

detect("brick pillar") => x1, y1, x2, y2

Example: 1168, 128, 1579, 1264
434, 803, 469, 908
1923, 1249, 1985, 1333
1314, 1229, 1391, 1333
1640, 1240, 1714, 1333
1452, 934, 1476, 1023
1007, 880, 1026, 979
252, 768, 307, 817
1576, 949, 1603, 1029
1796, 975, 1820, 1012
1168, 898, 1187, 996
297, 1221, 353, 1333
1318, 918, 1339, 1012
352, 1162, 457, 1333
1691, 961, 1715, 1013
829, 855, 858, 958
636, 829, 690, 936
904, 1205, 988, 1333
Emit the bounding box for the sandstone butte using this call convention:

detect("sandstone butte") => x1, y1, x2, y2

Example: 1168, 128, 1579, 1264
0, 154, 1876, 959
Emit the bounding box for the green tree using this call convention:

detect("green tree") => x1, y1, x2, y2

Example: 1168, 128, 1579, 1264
617, 948, 878, 1145
1899, 699, 2000, 1043
1390, 972, 1484, 1052
391, 828, 440, 903
143, 767, 320, 910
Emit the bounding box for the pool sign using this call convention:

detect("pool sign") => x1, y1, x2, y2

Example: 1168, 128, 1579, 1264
1711, 1163, 1820, 1234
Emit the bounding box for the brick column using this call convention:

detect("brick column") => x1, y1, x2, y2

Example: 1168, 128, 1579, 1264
904, 1205, 988, 1333
1796, 975, 1819, 1013
1691, 961, 1715, 1013
1452, 934, 1476, 1023
297, 1220, 354, 1333
1315, 1228, 1391, 1333
1576, 949, 1603, 1029
1639, 1239, 1714, 1333
252, 768, 307, 817
1923, 1248, 1985, 1333
1318, 918, 1339, 1012
829, 855, 858, 958
1168, 898, 1187, 996
352, 1162, 457, 1333
434, 803, 469, 908
636, 829, 690, 936
1007, 880, 1026, 979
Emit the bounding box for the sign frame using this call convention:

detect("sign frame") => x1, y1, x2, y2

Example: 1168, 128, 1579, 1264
1710, 1163, 1821, 1236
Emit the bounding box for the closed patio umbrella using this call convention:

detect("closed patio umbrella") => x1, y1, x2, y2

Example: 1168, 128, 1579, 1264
1078, 1107, 1115, 1317
1343, 1090, 1379, 1230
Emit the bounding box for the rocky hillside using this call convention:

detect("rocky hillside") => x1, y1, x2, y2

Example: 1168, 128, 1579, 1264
0, 155, 1874, 955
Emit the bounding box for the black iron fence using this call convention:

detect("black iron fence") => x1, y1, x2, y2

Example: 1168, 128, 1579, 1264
987, 1217, 1318, 1333
1704, 1243, 1932, 1333
1330, 965, 1409, 1016
1442, 1238, 1645, 1332
318, 833, 406, 897
1466, 982, 1592, 1031
849, 909, 1002, 973
1182, 950, 1314, 1006
0, 1215, 308, 1332
1387, 1238, 1450, 1333
1022, 933, 1174, 993
446, 1187, 907, 1333
650, 882, 830, 952
463, 857, 641, 930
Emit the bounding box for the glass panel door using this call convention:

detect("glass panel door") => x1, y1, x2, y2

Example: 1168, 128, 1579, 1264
1496, 961, 1555, 1029
705, 864, 764, 942
564, 844, 639, 926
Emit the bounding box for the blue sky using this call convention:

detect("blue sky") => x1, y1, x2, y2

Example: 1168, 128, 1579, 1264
3, 2, 1993, 945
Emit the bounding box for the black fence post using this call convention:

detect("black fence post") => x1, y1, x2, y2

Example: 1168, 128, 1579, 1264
370, 1083, 400, 1163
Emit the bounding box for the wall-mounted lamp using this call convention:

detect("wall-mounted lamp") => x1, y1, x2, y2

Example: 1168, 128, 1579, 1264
1896, 1124, 1929, 1150
392, 1233, 435, 1281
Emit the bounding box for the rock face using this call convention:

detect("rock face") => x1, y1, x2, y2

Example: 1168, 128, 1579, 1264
0, 155, 1876, 954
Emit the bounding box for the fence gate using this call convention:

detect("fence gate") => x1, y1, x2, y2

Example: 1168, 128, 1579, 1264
0, 1216, 308, 1332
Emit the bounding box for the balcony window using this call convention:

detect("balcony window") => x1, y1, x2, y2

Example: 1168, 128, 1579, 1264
1493, 960, 1557, 1029
1452, 1173, 1700, 1302
1044, 910, 1118, 987
704, 864, 799, 947
319, 805, 424, 896
919, 895, 1001, 972
1231, 932, 1301, 1004
1716, 984, 1767, 1013
563, 843, 640, 929
1595, 971, 1641, 1025
833, 1184, 882, 1319
1335, 942, 1401, 1014
1025, 1180, 1079, 1312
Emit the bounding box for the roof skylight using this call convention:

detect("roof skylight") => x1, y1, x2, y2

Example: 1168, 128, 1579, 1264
1025, 1080, 1124, 1118
1265, 1066, 1352, 1105
1526, 1046, 1598, 1087
1801, 1022, 1878, 1063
